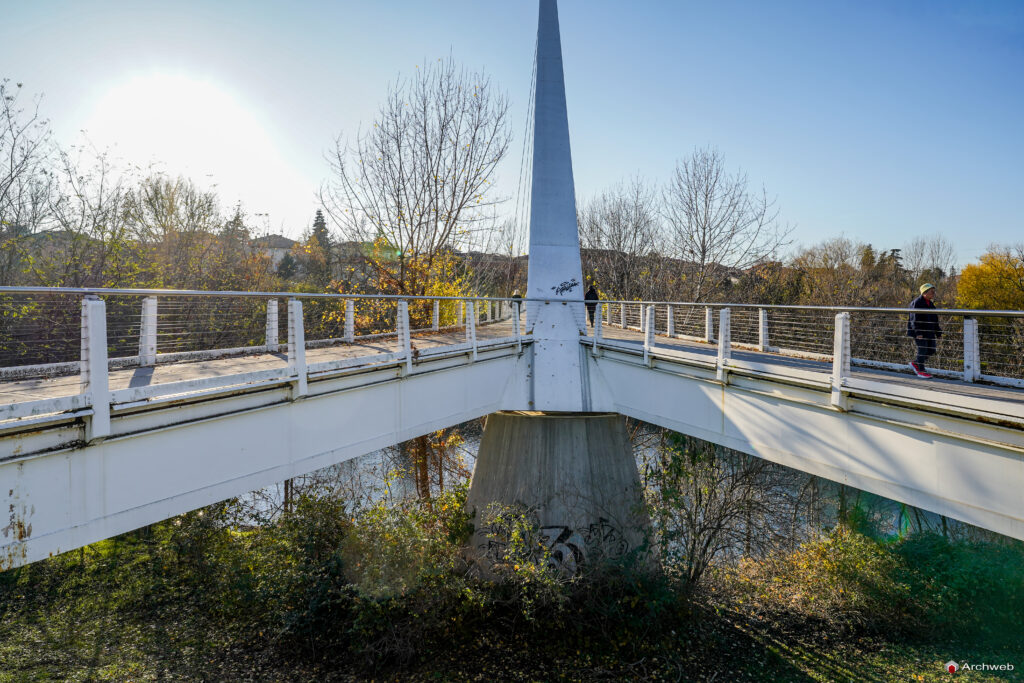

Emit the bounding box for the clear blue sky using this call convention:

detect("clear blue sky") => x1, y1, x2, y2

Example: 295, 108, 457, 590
2, 0, 1022, 265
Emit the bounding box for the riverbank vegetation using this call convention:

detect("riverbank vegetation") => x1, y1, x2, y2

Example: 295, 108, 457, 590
2, 434, 1021, 681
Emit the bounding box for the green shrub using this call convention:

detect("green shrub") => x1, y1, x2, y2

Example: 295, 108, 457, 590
725, 525, 1024, 644
730, 526, 916, 634
892, 532, 1024, 642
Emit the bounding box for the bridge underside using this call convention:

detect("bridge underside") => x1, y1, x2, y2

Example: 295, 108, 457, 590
3, 332, 1024, 570
586, 343, 1024, 542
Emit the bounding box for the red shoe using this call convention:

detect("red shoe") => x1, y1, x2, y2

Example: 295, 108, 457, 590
909, 362, 932, 379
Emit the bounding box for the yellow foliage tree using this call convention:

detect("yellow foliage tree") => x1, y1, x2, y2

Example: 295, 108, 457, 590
956, 248, 1024, 310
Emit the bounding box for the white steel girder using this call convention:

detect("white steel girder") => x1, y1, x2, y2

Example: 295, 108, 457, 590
1, 350, 531, 569
584, 351, 1024, 542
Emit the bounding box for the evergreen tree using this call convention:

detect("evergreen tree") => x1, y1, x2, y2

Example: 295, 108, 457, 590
308, 209, 332, 286
276, 251, 298, 280
312, 209, 330, 252
859, 244, 876, 271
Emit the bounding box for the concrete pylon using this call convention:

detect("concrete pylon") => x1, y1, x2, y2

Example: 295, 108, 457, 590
467, 2, 650, 575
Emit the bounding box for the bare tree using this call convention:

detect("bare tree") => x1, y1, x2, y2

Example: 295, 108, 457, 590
322, 58, 510, 501
322, 56, 511, 295
903, 234, 958, 282
663, 148, 790, 302
642, 433, 794, 588
463, 218, 527, 297
579, 177, 667, 300
789, 236, 865, 306
125, 175, 224, 288
791, 236, 916, 306
0, 80, 54, 284
27, 144, 138, 288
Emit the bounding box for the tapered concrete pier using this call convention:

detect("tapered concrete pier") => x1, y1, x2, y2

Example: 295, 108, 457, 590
467, 412, 648, 570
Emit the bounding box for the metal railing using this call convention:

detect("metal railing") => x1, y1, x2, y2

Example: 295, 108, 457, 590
0, 287, 527, 434
3, 287, 1022, 436
587, 300, 1024, 390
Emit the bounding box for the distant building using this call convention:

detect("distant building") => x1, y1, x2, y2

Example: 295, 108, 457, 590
251, 234, 296, 268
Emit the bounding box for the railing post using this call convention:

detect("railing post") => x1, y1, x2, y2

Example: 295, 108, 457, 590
592, 301, 603, 355
432, 300, 439, 331
644, 305, 656, 366
265, 299, 279, 353
138, 296, 157, 365
831, 312, 851, 410
620, 303, 626, 329
344, 300, 354, 343
466, 301, 477, 362
666, 304, 674, 337
288, 298, 307, 398
486, 300, 493, 322
398, 300, 413, 374
81, 296, 110, 441
716, 308, 731, 383
963, 317, 980, 382
638, 303, 645, 333
514, 301, 522, 353
458, 300, 465, 327
758, 308, 769, 352
705, 306, 714, 343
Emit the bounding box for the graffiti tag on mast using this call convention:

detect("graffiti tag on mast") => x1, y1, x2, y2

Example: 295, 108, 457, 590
551, 278, 580, 296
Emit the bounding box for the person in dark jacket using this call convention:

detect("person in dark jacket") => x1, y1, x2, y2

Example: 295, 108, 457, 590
907, 283, 941, 378
584, 285, 599, 326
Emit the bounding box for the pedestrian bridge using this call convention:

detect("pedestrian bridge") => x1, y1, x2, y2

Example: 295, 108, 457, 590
1, 287, 1022, 568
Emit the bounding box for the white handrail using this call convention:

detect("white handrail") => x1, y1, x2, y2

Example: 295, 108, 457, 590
81, 296, 110, 440
716, 308, 731, 384
266, 299, 279, 353
832, 312, 851, 411
288, 299, 307, 398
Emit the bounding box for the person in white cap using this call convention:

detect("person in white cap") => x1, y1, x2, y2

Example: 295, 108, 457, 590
907, 283, 941, 378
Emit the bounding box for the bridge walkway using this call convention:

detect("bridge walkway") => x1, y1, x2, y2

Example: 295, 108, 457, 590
0, 319, 521, 410
593, 324, 1024, 414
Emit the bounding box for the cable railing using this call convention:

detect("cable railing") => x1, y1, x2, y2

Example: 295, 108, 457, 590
0, 287, 526, 432
2, 287, 1022, 435
588, 299, 1024, 389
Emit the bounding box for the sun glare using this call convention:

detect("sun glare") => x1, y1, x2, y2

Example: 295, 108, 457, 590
83, 72, 311, 231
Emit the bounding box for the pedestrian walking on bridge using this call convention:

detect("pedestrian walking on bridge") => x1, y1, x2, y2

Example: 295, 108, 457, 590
907, 283, 941, 378
584, 284, 599, 326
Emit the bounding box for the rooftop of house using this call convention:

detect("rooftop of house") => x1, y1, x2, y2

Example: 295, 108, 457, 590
251, 234, 296, 249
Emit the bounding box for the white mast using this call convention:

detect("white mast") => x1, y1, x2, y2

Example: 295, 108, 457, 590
526, 0, 586, 411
